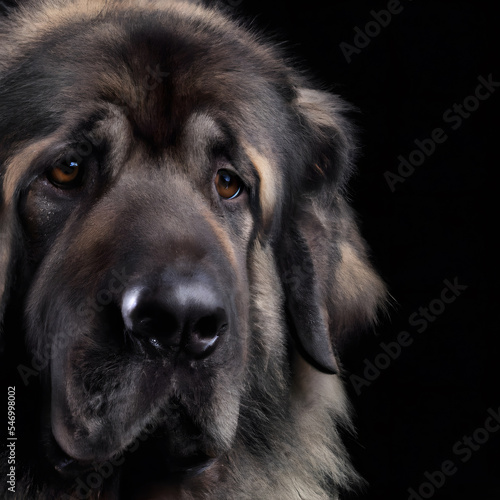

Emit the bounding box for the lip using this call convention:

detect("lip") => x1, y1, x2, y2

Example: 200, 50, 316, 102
48, 427, 216, 481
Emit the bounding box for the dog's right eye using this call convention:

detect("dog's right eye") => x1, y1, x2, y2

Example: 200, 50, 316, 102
47, 161, 83, 189
215, 169, 242, 200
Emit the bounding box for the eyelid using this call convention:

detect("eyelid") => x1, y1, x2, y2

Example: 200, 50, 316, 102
214, 155, 250, 185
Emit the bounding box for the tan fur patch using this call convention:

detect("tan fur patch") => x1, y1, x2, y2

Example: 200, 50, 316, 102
292, 353, 348, 413
337, 243, 371, 299
336, 241, 386, 321
3, 135, 62, 203
296, 88, 349, 139
243, 144, 277, 227
247, 240, 287, 374
201, 207, 239, 272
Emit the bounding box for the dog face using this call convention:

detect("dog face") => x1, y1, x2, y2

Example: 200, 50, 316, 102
0, 1, 386, 497
24, 115, 253, 466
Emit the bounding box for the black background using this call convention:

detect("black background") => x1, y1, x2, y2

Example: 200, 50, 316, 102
227, 1, 498, 499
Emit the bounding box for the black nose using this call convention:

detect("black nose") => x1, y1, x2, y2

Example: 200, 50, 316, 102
121, 273, 228, 358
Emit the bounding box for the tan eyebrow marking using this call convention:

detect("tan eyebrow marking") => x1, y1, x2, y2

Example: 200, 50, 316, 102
3, 135, 63, 203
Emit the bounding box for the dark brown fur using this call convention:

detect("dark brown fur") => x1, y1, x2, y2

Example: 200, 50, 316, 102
0, 1, 386, 499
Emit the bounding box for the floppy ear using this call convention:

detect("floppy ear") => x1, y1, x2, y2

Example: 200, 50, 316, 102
279, 88, 387, 374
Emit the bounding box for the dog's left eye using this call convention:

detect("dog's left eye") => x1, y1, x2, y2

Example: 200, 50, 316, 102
47, 161, 83, 189
215, 169, 242, 200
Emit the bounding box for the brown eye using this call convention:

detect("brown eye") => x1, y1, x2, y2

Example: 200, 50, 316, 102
47, 161, 82, 188
215, 169, 242, 199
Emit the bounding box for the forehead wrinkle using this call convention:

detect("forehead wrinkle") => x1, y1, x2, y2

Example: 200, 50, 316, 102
91, 104, 135, 178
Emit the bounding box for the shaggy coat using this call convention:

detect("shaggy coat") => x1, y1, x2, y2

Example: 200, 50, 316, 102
0, 1, 386, 499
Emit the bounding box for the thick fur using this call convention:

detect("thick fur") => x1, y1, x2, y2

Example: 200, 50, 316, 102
0, 1, 386, 499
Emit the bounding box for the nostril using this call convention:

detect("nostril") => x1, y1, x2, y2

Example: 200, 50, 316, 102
122, 288, 183, 347
132, 303, 182, 346
186, 308, 227, 358
193, 316, 219, 339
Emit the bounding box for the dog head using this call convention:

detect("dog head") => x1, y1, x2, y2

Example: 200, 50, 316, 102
0, 0, 386, 492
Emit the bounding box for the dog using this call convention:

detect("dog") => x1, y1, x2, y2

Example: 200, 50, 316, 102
0, 1, 386, 498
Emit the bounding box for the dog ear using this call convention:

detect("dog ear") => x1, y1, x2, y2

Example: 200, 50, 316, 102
279, 88, 387, 374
